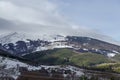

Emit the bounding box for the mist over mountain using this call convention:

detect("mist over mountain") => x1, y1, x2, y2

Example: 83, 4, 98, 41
0, 0, 119, 45
0, 18, 119, 45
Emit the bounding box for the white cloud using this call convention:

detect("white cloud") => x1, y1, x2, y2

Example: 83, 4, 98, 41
0, 0, 80, 32
0, 0, 58, 25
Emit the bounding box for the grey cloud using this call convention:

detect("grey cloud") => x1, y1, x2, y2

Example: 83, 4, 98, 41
0, 18, 16, 29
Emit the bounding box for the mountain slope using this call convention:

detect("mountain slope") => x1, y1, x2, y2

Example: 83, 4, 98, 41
23, 48, 112, 66
0, 32, 120, 58
67, 36, 120, 56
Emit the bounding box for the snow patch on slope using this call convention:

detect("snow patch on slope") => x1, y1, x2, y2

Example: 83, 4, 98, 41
107, 53, 116, 58
0, 56, 84, 80
0, 56, 41, 79
35, 42, 72, 52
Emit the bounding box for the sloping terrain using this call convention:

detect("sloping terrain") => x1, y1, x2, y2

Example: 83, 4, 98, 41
23, 48, 113, 67
0, 32, 120, 58
0, 49, 84, 80
1, 33, 120, 80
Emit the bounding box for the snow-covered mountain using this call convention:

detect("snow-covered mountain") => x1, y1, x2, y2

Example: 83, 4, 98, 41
0, 32, 70, 55
0, 32, 66, 44
0, 32, 120, 57
1, 32, 120, 79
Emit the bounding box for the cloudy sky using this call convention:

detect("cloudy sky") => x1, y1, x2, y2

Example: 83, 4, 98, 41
0, 0, 120, 42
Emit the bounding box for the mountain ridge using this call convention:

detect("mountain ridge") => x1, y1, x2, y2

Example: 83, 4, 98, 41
0, 32, 119, 45
0, 32, 120, 58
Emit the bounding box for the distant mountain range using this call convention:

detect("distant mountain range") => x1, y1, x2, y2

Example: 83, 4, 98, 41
0, 32, 120, 58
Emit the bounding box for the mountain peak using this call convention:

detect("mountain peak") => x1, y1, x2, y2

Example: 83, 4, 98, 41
0, 32, 66, 44
0, 32, 32, 44
10, 32, 17, 34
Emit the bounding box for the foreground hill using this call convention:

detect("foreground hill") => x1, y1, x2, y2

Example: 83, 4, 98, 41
0, 49, 84, 80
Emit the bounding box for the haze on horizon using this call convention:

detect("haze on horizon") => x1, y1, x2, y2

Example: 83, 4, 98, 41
0, 0, 120, 42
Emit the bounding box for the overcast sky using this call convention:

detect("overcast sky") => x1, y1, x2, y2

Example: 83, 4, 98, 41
57, 0, 120, 41
0, 0, 120, 42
